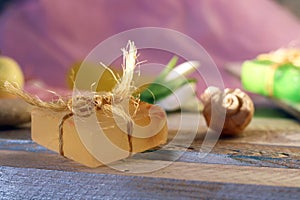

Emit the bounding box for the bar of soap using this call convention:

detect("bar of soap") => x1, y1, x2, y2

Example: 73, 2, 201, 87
31, 101, 168, 167
241, 60, 300, 102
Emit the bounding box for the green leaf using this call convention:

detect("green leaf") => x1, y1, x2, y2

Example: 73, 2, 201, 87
139, 56, 198, 104
140, 78, 196, 103
155, 56, 178, 82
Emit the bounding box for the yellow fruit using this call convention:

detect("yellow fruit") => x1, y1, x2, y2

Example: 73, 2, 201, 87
0, 56, 24, 98
66, 61, 122, 92
66, 61, 154, 95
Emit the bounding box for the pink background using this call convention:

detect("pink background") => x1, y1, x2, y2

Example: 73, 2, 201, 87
1, 0, 300, 94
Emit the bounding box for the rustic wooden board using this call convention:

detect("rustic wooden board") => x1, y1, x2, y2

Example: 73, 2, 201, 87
1, 149, 300, 187
1, 121, 300, 169
1, 165, 299, 200
1, 113, 300, 170
1, 112, 300, 199
1, 139, 300, 169
168, 112, 300, 147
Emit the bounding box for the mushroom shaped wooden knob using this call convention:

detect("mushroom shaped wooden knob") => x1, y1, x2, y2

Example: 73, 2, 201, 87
201, 87, 254, 136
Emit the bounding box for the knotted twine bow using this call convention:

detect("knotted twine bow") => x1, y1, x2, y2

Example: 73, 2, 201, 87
257, 48, 300, 96
4, 41, 140, 157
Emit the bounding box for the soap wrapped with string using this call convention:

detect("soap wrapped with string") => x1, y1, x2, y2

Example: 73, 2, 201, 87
4, 41, 168, 168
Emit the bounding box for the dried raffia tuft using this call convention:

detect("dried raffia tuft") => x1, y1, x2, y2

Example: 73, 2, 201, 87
3, 81, 69, 112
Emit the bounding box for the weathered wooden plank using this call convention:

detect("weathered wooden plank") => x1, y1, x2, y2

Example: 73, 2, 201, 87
168, 113, 300, 147
0, 148, 261, 170
0, 139, 50, 153
1, 113, 300, 171
10, 118, 296, 164
1, 134, 300, 169
0, 113, 300, 199
224, 117, 300, 146
134, 149, 300, 169
1, 113, 300, 148
1, 150, 300, 188
0, 165, 300, 200
175, 141, 300, 169
1, 137, 300, 169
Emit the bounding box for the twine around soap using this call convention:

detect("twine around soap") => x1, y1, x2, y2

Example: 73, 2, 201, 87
3, 40, 140, 158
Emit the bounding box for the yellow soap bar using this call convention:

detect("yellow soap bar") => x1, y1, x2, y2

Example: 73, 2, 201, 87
31, 101, 168, 167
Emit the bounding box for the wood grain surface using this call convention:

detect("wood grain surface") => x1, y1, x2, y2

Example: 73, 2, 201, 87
1, 111, 300, 199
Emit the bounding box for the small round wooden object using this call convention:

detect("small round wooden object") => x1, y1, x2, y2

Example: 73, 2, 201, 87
201, 87, 254, 136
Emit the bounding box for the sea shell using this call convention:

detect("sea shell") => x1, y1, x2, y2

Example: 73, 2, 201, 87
201, 87, 254, 136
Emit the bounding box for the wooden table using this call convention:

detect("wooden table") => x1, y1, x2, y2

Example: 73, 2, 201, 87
1, 107, 300, 199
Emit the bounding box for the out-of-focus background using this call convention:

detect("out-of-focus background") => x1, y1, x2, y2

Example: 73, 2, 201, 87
0, 0, 300, 94
276, 0, 300, 18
